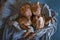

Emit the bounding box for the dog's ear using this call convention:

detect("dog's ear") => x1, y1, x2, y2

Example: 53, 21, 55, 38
36, 2, 40, 7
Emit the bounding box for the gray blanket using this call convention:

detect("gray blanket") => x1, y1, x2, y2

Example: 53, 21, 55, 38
0, 0, 57, 40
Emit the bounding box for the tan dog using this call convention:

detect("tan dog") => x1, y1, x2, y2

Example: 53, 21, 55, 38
31, 2, 45, 31
17, 3, 32, 38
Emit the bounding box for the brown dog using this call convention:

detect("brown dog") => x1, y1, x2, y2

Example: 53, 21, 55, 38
31, 2, 45, 31
31, 2, 53, 31
17, 3, 32, 38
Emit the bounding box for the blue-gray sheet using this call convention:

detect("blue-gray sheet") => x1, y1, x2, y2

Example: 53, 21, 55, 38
0, 0, 57, 40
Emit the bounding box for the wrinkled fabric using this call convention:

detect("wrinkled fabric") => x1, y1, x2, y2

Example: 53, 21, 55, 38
2, 0, 16, 18
0, 0, 57, 40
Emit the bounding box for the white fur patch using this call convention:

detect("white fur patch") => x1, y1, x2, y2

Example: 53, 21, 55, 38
39, 17, 44, 28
